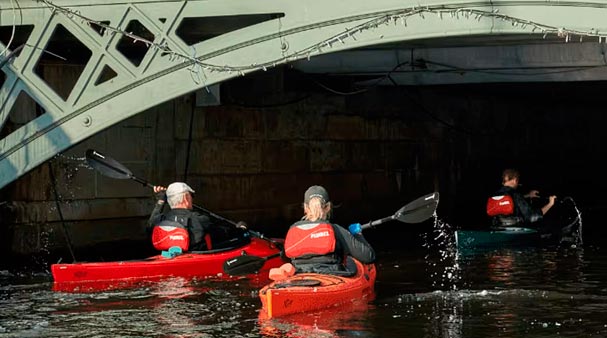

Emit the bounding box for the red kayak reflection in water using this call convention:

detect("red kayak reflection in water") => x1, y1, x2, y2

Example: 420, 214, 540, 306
258, 294, 375, 338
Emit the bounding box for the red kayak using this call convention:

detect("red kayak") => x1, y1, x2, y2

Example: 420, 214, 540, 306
258, 258, 376, 318
52, 237, 284, 292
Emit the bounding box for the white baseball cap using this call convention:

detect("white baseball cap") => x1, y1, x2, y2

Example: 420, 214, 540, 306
166, 182, 195, 197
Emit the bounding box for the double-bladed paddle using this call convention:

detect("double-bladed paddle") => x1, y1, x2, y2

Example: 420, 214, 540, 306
223, 252, 283, 276
84, 149, 281, 247
223, 191, 440, 276
360, 191, 439, 229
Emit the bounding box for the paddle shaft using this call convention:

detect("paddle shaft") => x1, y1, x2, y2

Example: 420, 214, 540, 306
86, 149, 283, 247
222, 192, 438, 275
93, 154, 155, 188
223, 252, 282, 276
191, 205, 281, 248
87, 149, 239, 225
360, 215, 395, 230
359, 192, 439, 230
87, 149, 434, 249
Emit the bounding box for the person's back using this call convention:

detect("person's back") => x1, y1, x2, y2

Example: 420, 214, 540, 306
283, 185, 375, 276
488, 169, 556, 227
147, 182, 213, 252
155, 208, 212, 251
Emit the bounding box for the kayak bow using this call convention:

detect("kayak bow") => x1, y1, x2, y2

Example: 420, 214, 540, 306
259, 258, 376, 318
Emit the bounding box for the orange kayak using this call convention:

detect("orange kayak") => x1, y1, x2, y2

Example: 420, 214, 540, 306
259, 258, 376, 318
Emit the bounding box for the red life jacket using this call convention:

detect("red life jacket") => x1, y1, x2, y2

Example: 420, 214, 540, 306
486, 195, 514, 216
152, 223, 190, 251
284, 222, 336, 258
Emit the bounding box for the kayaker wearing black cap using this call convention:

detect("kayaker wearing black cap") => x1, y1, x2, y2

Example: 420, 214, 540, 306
282, 185, 375, 276
147, 182, 213, 251
488, 168, 556, 227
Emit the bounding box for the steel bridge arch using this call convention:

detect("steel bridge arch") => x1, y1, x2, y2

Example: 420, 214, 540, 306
1, 0, 606, 189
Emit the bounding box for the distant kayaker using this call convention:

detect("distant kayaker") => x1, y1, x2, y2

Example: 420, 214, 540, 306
281, 185, 376, 276
147, 182, 214, 252
488, 168, 556, 227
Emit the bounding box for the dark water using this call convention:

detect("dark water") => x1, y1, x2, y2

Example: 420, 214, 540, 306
1, 220, 606, 338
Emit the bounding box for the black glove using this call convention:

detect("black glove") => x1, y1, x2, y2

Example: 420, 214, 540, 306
155, 190, 167, 203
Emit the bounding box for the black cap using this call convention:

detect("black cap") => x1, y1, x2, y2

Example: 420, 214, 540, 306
304, 185, 330, 203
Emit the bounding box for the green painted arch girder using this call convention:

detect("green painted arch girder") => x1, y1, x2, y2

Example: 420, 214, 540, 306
0, 0, 606, 189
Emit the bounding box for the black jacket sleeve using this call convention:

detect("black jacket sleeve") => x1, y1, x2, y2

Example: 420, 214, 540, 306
512, 192, 542, 223
494, 186, 542, 223
147, 201, 166, 234
188, 211, 213, 251
333, 224, 376, 264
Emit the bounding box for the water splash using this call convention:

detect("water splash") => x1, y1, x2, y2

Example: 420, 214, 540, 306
420, 215, 461, 290
48, 153, 90, 201
566, 197, 583, 247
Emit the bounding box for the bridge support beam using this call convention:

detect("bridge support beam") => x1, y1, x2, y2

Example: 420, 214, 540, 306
1, 0, 607, 189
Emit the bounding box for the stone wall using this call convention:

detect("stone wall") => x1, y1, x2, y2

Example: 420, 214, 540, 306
2, 65, 606, 258
0, 67, 445, 257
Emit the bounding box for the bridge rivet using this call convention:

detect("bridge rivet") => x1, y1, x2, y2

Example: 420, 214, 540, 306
82, 115, 92, 127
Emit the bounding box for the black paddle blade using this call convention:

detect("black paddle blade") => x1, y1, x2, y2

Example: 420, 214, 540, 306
85, 149, 133, 179
223, 255, 268, 276
395, 192, 440, 223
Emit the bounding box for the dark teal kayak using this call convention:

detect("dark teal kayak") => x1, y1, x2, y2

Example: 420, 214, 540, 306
455, 196, 583, 250
455, 227, 542, 249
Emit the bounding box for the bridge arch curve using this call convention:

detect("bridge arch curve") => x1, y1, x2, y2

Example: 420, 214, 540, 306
1, 0, 605, 188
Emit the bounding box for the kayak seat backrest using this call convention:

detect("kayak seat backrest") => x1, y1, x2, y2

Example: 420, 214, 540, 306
491, 215, 523, 228
205, 224, 251, 250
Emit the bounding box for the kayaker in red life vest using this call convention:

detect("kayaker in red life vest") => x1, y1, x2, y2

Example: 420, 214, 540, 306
147, 182, 214, 252
282, 185, 376, 276
489, 168, 556, 227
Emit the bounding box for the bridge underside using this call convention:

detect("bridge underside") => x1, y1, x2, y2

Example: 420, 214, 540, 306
1, 0, 607, 189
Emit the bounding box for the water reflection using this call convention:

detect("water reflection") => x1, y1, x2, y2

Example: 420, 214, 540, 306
455, 246, 588, 292
3, 225, 607, 337
151, 280, 203, 338
372, 217, 603, 338
258, 301, 374, 338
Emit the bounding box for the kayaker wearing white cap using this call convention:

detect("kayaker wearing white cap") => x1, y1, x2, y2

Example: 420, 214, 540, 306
282, 185, 376, 276
147, 182, 213, 251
